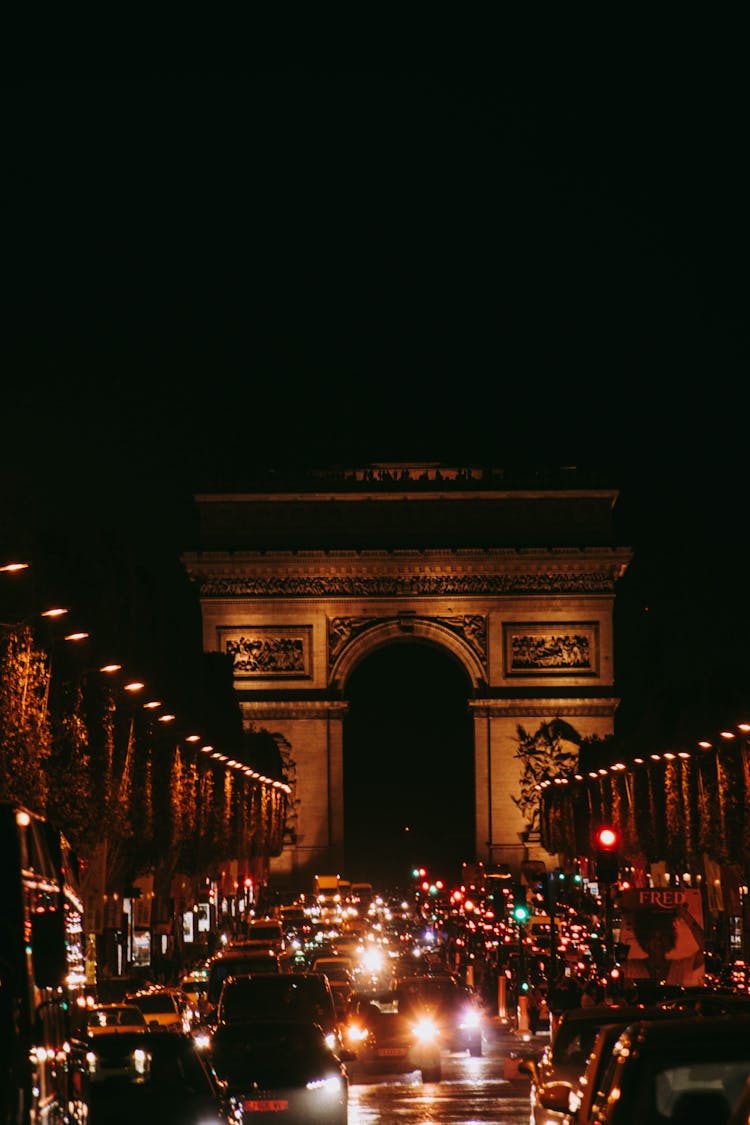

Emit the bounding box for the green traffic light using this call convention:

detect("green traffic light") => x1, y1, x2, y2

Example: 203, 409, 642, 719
512, 904, 530, 923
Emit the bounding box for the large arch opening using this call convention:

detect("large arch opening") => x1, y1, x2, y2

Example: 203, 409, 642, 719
342, 640, 474, 890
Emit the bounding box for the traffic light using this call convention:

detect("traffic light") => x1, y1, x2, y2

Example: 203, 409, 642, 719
512, 902, 530, 924
594, 825, 621, 884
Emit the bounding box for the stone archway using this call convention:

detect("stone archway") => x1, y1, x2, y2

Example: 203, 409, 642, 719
342, 638, 474, 886
182, 468, 632, 890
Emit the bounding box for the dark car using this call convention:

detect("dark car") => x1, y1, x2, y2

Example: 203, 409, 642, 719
85, 1028, 226, 1124
214, 971, 342, 1052
210, 1017, 351, 1125
519, 1003, 684, 1125
203, 947, 287, 1020
341, 989, 443, 1083
568, 1003, 750, 1124
391, 974, 484, 1056
588, 1014, 750, 1124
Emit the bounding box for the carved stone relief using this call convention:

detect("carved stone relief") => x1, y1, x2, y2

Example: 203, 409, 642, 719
198, 567, 623, 598
221, 627, 313, 678
328, 613, 487, 673
504, 622, 599, 676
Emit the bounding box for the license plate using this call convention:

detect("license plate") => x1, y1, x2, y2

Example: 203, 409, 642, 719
243, 1099, 289, 1111
377, 1047, 407, 1057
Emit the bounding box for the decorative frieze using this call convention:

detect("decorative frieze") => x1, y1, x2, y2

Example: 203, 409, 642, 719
194, 565, 624, 598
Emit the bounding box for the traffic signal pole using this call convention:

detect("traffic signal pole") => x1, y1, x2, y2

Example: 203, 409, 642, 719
512, 902, 530, 1031
594, 826, 621, 970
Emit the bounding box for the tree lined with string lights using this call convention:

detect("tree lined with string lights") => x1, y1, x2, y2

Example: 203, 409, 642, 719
0, 618, 289, 916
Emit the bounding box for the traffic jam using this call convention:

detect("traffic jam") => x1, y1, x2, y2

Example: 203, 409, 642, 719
8, 813, 750, 1125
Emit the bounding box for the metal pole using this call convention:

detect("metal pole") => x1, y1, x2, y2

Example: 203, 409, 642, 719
603, 881, 614, 969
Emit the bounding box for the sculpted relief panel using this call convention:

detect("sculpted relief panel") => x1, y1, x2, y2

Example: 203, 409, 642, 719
504, 622, 599, 676
220, 627, 313, 679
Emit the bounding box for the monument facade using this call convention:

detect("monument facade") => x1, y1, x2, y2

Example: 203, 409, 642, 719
181, 465, 632, 884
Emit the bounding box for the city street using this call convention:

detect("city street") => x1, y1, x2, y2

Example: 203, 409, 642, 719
349, 1016, 540, 1125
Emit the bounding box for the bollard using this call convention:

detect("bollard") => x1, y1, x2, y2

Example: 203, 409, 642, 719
517, 993, 530, 1032
466, 963, 474, 989
498, 974, 507, 1020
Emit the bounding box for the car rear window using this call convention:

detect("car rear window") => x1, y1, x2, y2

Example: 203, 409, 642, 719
218, 975, 334, 1027
207, 954, 282, 1004
129, 993, 179, 1015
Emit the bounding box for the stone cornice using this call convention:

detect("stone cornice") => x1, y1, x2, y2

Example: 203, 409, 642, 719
184, 547, 631, 598
239, 700, 349, 720
469, 698, 620, 718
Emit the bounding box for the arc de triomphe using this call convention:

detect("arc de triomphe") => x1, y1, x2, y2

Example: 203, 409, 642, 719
181, 465, 632, 886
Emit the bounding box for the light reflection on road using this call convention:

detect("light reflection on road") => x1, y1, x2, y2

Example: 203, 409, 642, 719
350, 1079, 531, 1125
347, 1017, 540, 1125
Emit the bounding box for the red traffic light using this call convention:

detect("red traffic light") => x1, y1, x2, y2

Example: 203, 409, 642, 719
596, 826, 619, 850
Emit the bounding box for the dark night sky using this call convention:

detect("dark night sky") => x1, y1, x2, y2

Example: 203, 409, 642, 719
2, 65, 749, 881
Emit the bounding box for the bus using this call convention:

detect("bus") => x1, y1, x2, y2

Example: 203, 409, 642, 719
0, 802, 89, 1124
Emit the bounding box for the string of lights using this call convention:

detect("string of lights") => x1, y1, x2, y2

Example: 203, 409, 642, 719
1, 558, 290, 796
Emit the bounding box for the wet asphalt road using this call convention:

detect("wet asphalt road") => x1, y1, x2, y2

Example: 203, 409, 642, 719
348, 1016, 542, 1125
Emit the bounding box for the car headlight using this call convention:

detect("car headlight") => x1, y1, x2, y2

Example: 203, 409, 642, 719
344, 1021, 370, 1044
306, 1075, 344, 1096
459, 1007, 482, 1030
192, 1031, 212, 1051
412, 1016, 440, 1045
133, 1047, 149, 1076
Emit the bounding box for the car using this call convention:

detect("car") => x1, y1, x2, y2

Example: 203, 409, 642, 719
124, 987, 191, 1033
565, 1003, 750, 1125
213, 970, 343, 1053
86, 1003, 149, 1036
312, 955, 355, 983
210, 1017, 351, 1125
235, 916, 286, 953
567, 1020, 637, 1125
568, 1017, 692, 1125
518, 1002, 684, 1125
341, 989, 443, 1083
391, 973, 484, 1056
728, 1072, 750, 1124
85, 1028, 227, 1124
587, 1013, 750, 1124
312, 957, 356, 1014
179, 968, 209, 1019
203, 946, 288, 1020
721, 959, 750, 994
656, 988, 750, 1018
